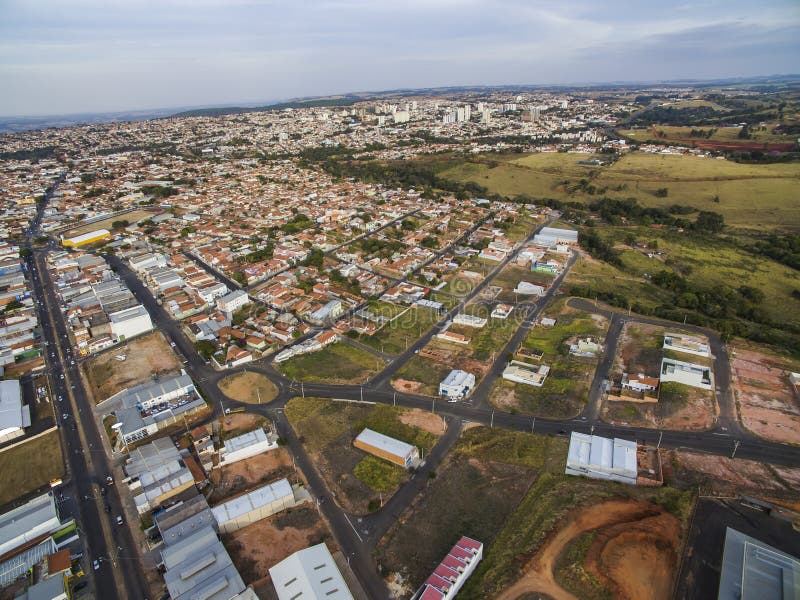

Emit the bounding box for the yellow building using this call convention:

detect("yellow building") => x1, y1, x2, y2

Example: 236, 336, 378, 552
61, 228, 111, 248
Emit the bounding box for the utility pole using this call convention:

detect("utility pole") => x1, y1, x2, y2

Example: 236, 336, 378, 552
431, 397, 435, 414
490, 411, 494, 428
531, 417, 535, 433
301, 381, 304, 398
360, 386, 363, 402
257, 386, 262, 404
393, 391, 396, 406
657, 430, 663, 450
731, 440, 740, 459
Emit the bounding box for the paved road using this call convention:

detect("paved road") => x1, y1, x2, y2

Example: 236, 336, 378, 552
27, 250, 147, 600
567, 297, 743, 435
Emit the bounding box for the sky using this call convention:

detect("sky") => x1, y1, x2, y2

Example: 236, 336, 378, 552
1, 0, 798, 117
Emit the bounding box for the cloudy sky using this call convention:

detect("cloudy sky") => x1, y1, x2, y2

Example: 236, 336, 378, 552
1, 0, 798, 116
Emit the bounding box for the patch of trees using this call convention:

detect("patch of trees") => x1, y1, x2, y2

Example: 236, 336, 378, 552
281, 213, 314, 235
140, 185, 178, 198
587, 197, 724, 233
749, 234, 800, 270
303, 248, 325, 269
0, 147, 58, 161
579, 228, 621, 266
241, 242, 275, 263
111, 220, 129, 230
358, 237, 404, 259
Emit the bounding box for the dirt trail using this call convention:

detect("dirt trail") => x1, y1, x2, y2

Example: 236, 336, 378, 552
495, 499, 659, 600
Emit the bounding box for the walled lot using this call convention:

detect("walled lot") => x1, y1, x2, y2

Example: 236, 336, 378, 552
603, 322, 716, 431
730, 340, 800, 445
222, 506, 334, 596
218, 371, 278, 404
277, 341, 381, 384
284, 398, 440, 515
84, 331, 181, 402
439, 152, 800, 231
0, 430, 64, 509
208, 447, 295, 505
489, 298, 609, 418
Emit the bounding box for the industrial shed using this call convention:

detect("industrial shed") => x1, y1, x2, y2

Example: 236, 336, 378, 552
566, 432, 638, 485
269, 543, 353, 600
354, 428, 419, 469
211, 478, 300, 534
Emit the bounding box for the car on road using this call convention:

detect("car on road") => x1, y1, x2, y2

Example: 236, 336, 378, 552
116, 515, 123, 525
106, 476, 114, 485
92, 560, 100, 571
72, 581, 88, 592
61, 413, 69, 420
104, 504, 111, 513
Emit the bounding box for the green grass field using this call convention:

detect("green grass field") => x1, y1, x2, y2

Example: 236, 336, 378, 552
0, 430, 64, 508
438, 152, 800, 231
277, 342, 382, 383
620, 124, 795, 144
354, 306, 441, 355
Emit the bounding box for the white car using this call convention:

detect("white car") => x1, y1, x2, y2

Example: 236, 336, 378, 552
92, 559, 100, 571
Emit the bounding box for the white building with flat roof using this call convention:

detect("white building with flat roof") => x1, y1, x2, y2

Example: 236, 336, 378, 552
269, 543, 354, 600
439, 370, 476, 399
663, 333, 710, 358
566, 432, 637, 485
660, 357, 713, 390
502, 361, 550, 387
108, 304, 153, 341
453, 313, 487, 328
216, 290, 250, 314
0, 379, 30, 442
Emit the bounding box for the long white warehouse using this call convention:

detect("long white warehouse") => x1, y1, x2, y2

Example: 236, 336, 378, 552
566, 432, 638, 485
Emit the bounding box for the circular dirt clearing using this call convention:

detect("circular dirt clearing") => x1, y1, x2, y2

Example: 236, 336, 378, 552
219, 371, 278, 404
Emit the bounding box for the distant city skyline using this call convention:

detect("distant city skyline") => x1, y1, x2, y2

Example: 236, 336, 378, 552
1, 0, 798, 117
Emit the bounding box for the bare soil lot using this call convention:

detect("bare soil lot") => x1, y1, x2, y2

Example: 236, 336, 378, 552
223, 506, 333, 593
730, 341, 800, 444
497, 498, 680, 600
218, 371, 278, 405
208, 447, 295, 504
85, 331, 180, 402
0, 430, 64, 509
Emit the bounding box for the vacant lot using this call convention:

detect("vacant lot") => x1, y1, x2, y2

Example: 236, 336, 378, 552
604, 322, 717, 431
208, 447, 294, 504
490, 263, 553, 303
223, 506, 333, 592
377, 428, 567, 597
0, 430, 64, 508
354, 305, 441, 356
218, 371, 278, 405
64, 209, 158, 237
277, 342, 382, 384
490, 298, 609, 417
439, 152, 800, 231
85, 331, 180, 402
729, 340, 800, 445
285, 398, 440, 514
459, 473, 694, 600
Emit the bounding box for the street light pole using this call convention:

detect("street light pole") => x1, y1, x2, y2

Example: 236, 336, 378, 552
531, 417, 535, 433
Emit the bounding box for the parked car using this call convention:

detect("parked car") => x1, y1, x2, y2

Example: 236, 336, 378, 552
116, 515, 123, 526
92, 560, 100, 571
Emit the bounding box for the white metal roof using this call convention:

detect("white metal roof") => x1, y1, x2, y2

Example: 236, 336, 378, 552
441, 370, 473, 388
223, 428, 268, 454
0, 379, 26, 435
269, 543, 354, 600
355, 428, 415, 460
0, 493, 61, 558
566, 432, 637, 483
211, 479, 293, 525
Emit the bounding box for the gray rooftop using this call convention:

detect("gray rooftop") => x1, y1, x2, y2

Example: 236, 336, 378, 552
718, 527, 800, 600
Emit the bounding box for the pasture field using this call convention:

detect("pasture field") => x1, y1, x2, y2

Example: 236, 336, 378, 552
277, 342, 382, 384
438, 152, 800, 231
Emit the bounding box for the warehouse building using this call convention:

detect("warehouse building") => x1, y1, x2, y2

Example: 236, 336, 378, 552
108, 304, 153, 341
717, 527, 800, 600
0, 493, 67, 586
218, 428, 278, 468
532, 227, 578, 247
124, 438, 198, 514
354, 428, 419, 469
439, 369, 475, 399
60, 229, 111, 248
0, 379, 30, 443
160, 525, 246, 600
412, 536, 483, 600
502, 361, 550, 387
156, 495, 217, 546
269, 543, 354, 600
211, 478, 304, 534
566, 432, 637, 485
